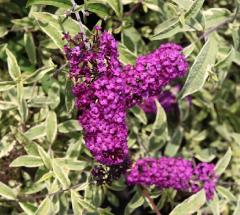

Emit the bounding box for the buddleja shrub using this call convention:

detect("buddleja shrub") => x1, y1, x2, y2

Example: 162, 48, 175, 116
0, 0, 240, 214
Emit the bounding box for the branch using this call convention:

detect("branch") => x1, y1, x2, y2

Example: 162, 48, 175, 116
53, 62, 68, 78
196, 7, 240, 43
70, 0, 86, 37
141, 186, 162, 215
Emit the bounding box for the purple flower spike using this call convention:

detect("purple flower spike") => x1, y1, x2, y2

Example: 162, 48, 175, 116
122, 43, 189, 108
64, 30, 128, 165
126, 157, 217, 200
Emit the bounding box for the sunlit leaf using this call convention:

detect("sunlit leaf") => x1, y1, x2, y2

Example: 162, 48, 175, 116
52, 159, 71, 189
20, 202, 37, 215
34, 197, 53, 215
46, 111, 57, 144
0, 182, 16, 200
215, 147, 232, 176
0, 81, 16, 92
27, 0, 71, 9
169, 190, 206, 215
180, 34, 218, 98
10, 155, 44, 167
6, 48, 21, 81
71, 190, 83, 215
24, 32, 37, 64
58, 120, 82, 133
148, 100, 168, 151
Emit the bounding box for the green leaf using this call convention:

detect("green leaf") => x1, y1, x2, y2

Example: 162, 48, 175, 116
0, 101, 17, 110
52, 159, 71, 189
98, 208, 114, 215
216, 47, 235, 84
151, 18, 183, 41
0, 81, 16, 92
36, 172, 54, 184
130, 106, 147, 125
6, 48, 21, 81
169, 190, 206, 215
171, 0, 193, 10
86, 3, 109, 19
57, 158, 88, 171
124, 191, 144, 215
17, 82, 28, 123
183, 44, 195, 58
71, 190, 83, 215
27, 0, 71, 9
24, 123, 46, 140
208, 193, 220, 215
107, 191, 119, 207
233, 198, 240, 215
58, 120, 82, 133
24, 66, 55, 84
66, 138, 83, 159
10, 126, 39, 155
165, 127, 183, 156
0, 182, 16, 200
24, 32, 37, 64
0, 43, 7, 55
216, 186, 236, 201
185, 0, 204, 21
203, 8, 231, 29
31, 12, 64, 50
19, 202, 37, 215
232, 132, 240, 146
179, 34, 218, 98
107, 0, 123, 17
46, 111, 57, 144
143, 0, 161, 12
79, 198, 96, 213
24, 183, 47, 195
65, 79, 75, 113
31, 12, 89, 50
30, 96, 58, 107
37, 145, 51, 169
0, 25, 8, 38
232, 23, 240, 51
10, 155, 44, 167
34, 197, 52, 215
148, 100, 168, 151
118, 43, 136, 65
19, 98, 29, 123
215, 147, 232, 176
0, 135, 16, 159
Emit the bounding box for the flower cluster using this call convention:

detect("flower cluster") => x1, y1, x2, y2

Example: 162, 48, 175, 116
126, 157, 218, 200
122, 44, 188, 108
64, 29, 128, 165
64, 28, 188, 166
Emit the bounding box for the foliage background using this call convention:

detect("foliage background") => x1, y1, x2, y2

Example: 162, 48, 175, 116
0, 0, 240, 214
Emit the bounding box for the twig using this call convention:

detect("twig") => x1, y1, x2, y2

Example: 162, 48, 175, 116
53, 62, 68, 78
218, 181, 240, 187
196, 7, 240, 43
70, 0, 86, 39
141, 186, 162, 215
